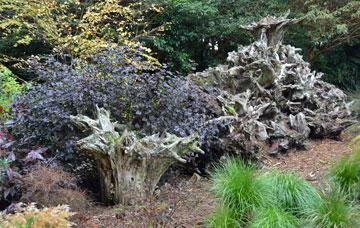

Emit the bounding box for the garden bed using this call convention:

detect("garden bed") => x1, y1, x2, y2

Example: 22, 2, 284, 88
73, 138, 352, 227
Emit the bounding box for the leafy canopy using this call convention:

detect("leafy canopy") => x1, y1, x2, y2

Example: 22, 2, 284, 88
0, 0, 163, 71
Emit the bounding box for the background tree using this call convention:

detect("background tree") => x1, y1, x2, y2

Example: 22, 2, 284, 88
1, 0, 359, 88
143, 0, 359, 90
0, 0, 162, 78
287, 0, 360, 90
143, 0, 285, 73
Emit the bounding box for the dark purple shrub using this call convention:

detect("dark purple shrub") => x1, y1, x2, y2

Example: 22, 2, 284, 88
7, 47, 222, 172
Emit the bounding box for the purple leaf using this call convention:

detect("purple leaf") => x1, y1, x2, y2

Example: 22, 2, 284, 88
25, 147, 47, 162
7, 152, 16, 162
4, 187, 13, 199
6, 168, 14, 180
2, 141, 15, 149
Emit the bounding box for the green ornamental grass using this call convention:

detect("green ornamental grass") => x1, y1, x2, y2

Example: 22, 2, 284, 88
351, 146, 360, 160
206, 205, 240, 228
262, 170, 320, 212
210, 159, 270, 223
304, 187, 359, 228
209, 155, 360, 227
249, 207, 300, 228
330, 153, 360, 196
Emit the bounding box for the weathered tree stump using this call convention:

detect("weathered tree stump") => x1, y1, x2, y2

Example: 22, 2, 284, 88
190, 15, 353, 157
70, 106, 204, 204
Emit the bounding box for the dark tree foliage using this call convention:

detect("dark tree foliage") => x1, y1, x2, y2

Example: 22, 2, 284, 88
313, 44, 360, 90
143, 0, 285, 73
144, 0, 359, 91
7, 47, 221, 168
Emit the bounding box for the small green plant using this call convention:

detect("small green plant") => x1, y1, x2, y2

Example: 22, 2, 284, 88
330, 152, 360, 196
304, 187, 359, 228
206, 205, 239, 228
210, 159, 270, 223
0, 65, 22, 119
222, 105, 236, 115
262, 170, 320, 212
16, 216, 34, 228
249, 207, 300, 228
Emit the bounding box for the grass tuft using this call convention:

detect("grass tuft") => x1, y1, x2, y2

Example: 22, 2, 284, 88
304, 186, 359, 228
206, 205, 239, 228
210, 159, 270, 223
249, 207, 300, 228
208, 155, 360, 227
330, 154, 360, 196
262, 170, 319, 212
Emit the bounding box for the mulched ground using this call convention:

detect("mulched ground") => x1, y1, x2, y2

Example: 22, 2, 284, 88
73, 137, 354, 227
73, 177, 215, 228
263, 138, 353, 185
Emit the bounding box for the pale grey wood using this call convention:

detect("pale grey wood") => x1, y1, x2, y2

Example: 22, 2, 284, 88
71, 106, 204, 204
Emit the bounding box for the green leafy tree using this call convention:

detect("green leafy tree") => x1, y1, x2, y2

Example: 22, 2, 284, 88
0, 0, 79, 58
144, 0, 359, 90
143, 0, 219, 72
143, 0, 286, 72
287, 0, 360, 89
0, 0, 163, 78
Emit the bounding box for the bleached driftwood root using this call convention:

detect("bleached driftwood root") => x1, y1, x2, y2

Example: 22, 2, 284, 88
70, 106, 204, 204
190, 15, 353, 157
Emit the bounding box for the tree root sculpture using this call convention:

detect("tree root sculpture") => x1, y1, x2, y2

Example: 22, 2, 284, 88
70, 106, 204, 204
190, 15, 354, 157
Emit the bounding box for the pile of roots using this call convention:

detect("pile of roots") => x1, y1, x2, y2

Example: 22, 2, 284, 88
190, 15, 353, 158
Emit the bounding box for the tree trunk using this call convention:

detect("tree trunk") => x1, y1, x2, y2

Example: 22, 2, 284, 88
70, 106, 204, 204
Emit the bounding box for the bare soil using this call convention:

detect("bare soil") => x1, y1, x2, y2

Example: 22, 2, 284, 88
73, 138, 353, 228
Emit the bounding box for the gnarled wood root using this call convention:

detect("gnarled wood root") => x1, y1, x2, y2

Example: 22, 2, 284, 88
70, 106, 204, 204
190, 15, 353, 157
